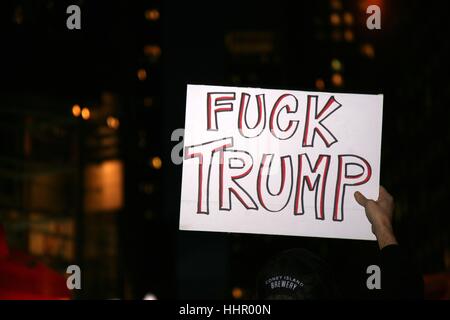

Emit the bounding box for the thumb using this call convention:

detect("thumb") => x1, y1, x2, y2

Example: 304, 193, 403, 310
354, 191, 369, 207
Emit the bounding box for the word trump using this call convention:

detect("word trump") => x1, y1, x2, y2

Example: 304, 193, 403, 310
185, 91, 372, 221
185, 138, 371, 222
180, 85, 383, 240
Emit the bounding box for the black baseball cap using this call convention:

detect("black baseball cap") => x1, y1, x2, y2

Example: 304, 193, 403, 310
256, 248, 339, 299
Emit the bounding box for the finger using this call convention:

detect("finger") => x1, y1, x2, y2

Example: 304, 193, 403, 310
378, 185, 391, 201
354, 191, 369, 207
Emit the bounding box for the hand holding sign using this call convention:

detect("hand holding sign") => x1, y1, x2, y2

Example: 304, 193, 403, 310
180, 85, 383, 240
354, 186, 398, 248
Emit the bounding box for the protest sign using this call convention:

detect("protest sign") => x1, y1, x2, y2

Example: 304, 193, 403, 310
179, 85, 383, 240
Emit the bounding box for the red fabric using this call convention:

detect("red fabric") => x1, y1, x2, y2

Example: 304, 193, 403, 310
0, 224, 71, 300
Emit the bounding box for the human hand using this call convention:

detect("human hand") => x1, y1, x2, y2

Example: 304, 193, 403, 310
354, 186, 398, 249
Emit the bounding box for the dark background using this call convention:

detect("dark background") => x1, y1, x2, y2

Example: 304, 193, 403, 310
0, 0, 448, 299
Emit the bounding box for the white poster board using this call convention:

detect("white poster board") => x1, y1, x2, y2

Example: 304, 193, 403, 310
179, 84, 383, 240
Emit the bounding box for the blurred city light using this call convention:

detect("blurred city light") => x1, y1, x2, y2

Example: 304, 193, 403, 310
361, 43, 375, 58
343, 12, 354, 26
150, 156, 162, 170
344, 30, 354, 42
144, 45, 162, 59
315, 78, 325, 91
106, 116, 120, 130
72, 104, 81, 117
331, 73, 343, 87
330, 0, 342, 10
145, 9, 160, 21
84, 160, 124, 212
232, 287, 243, 299
143, 293, 158, 300
81, 107, 90, 120
330, 13, 341, 26
331, 59, 342, 71
137, 69, 147, 81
